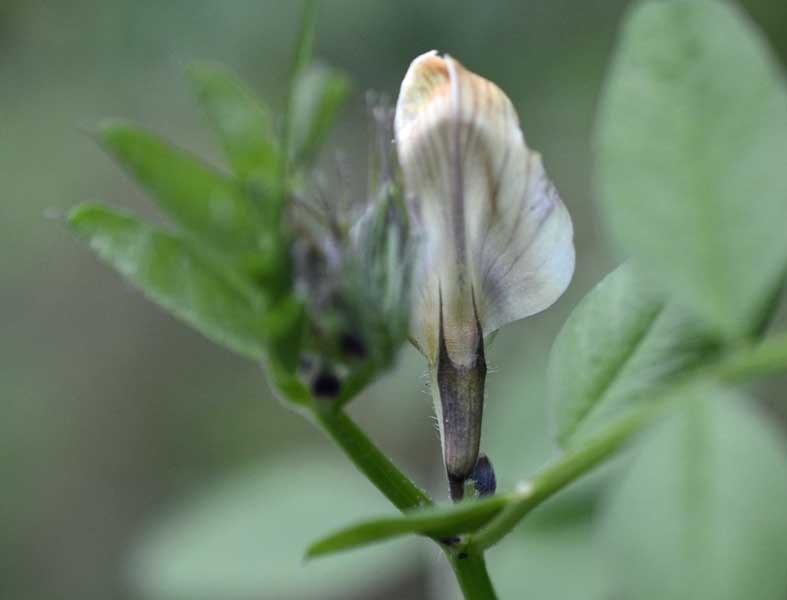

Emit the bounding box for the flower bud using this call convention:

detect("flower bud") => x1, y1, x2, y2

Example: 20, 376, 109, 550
395, 52, 574, 498
290, 96, 413, 402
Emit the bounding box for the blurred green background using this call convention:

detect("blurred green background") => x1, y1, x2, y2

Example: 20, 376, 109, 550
3, 1, 787, 599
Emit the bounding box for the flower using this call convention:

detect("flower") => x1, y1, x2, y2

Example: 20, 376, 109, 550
394, 51, 575, 499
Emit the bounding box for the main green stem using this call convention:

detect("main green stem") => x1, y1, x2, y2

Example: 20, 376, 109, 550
314, 407, 431, 511
446, 547, 498, 600
313, 406, 498, 598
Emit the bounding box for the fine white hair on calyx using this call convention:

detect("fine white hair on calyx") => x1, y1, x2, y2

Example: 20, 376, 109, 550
419, 368, 443, 440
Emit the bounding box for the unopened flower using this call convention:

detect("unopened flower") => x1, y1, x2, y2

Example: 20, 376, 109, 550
395, 51, 574, 499
291, 96, 412, 401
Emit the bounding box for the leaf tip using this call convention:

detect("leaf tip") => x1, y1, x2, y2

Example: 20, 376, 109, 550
303, 541, 327, 561
65, 202, 109, 238
66, 202, 97, 227
94, 118, 138, 147
186, 60, 223, 87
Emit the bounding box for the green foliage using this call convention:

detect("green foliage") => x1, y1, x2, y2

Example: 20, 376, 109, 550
97, 121, 264, 255
64, 1, 787, 599
540, 3, 787, 595
596, 0, 787, 339
306, 495, 508, 558
68, 204, 268, 360
128, 454, 424, 600
69, 7, 402, 409
600, 386, 787, 600
188, 62, 281, 187
549, 263, 720, 447
290, 64, 351, 166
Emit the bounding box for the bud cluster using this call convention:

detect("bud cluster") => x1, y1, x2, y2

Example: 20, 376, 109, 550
290, 96, 412, 403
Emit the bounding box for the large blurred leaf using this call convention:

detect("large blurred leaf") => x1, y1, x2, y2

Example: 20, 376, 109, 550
290, 63, 350, 165
189, 62, 280, 186
98, 120, 262, 252
599, 385, 787, 600
596, 0, 787, 339
128, 452, 424, 600
487, 489, 605, 600
68, 204, 267, 359
549, 263, 719, 447
306, 494, 508, 558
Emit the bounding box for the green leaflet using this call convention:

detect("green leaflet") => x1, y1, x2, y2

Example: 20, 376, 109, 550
68, 204, 267, 360
290, 63, 351, 165
596, 0, 787, 339
98, 120, 263, 253
600, 385, 787, 600
549, 263, 719, 447
189, 62, 281, 187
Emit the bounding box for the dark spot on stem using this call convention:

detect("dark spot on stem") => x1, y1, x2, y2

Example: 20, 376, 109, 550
312, 370, 341, 398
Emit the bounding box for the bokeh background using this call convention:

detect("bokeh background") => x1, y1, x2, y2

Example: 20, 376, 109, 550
3, 1, 787, 599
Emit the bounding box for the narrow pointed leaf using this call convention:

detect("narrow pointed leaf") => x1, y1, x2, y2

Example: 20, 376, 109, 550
289, 0, 318, 85
549, 263, 720, 447
290, 63, 350, 165
600, 386, 787, 600
98, 120, 262, 252
596, 0, 787, 339
188, 62, 280, 185
306, 494, 508, 559
68, 204, 267, 359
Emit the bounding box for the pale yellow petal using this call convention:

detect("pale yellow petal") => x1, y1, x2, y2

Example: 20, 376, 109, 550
395, 53, 574, 365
